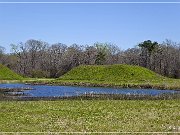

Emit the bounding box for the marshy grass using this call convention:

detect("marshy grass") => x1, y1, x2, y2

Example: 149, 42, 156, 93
0, 100, 180, 132
1, 93, 180, 101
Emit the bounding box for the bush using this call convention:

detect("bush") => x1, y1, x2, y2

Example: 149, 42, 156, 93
31, 70, 49, 78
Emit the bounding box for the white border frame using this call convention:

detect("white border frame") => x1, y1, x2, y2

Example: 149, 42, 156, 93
0, 1, 180, 4
0, 1, 180, 134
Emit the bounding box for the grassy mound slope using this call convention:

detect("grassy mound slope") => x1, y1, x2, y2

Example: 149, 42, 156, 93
59, 64, 163, 82
0, 64, 23, 80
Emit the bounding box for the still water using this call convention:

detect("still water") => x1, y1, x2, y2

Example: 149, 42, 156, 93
0, 83, 178, 98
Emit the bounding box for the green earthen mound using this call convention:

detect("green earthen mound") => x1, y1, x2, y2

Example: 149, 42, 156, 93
59, 64, 163, 82
0, 64, 23, 80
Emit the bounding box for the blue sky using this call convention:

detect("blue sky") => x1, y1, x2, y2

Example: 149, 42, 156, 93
0, 0, 180, 52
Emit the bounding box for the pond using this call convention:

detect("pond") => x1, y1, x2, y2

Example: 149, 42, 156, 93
0, 83, 179, 100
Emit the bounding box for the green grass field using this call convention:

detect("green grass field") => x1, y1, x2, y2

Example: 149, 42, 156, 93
0, 100, 180, 132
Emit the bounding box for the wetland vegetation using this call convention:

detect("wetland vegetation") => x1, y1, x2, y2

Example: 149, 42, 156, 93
0, 100, 180, 132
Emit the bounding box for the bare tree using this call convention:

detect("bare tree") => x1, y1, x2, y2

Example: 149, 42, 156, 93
7, 39, 180, 78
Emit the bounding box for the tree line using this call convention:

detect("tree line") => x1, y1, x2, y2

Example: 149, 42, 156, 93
0, 39, 179, 78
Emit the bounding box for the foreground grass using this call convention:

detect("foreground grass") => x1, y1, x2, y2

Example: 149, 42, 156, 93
0, 100, 180, 132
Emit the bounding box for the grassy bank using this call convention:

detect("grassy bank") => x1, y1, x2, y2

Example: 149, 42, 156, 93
23, 77, 180, 90
52, 78, 180, 90
0, 100, 180, 132
3, 77, 180, 90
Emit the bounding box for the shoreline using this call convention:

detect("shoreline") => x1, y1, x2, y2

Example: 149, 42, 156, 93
24, 80, 180, 90
0, 79, 180, 90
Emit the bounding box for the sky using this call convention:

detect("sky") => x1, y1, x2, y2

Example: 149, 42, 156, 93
0, 0, 180, 53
